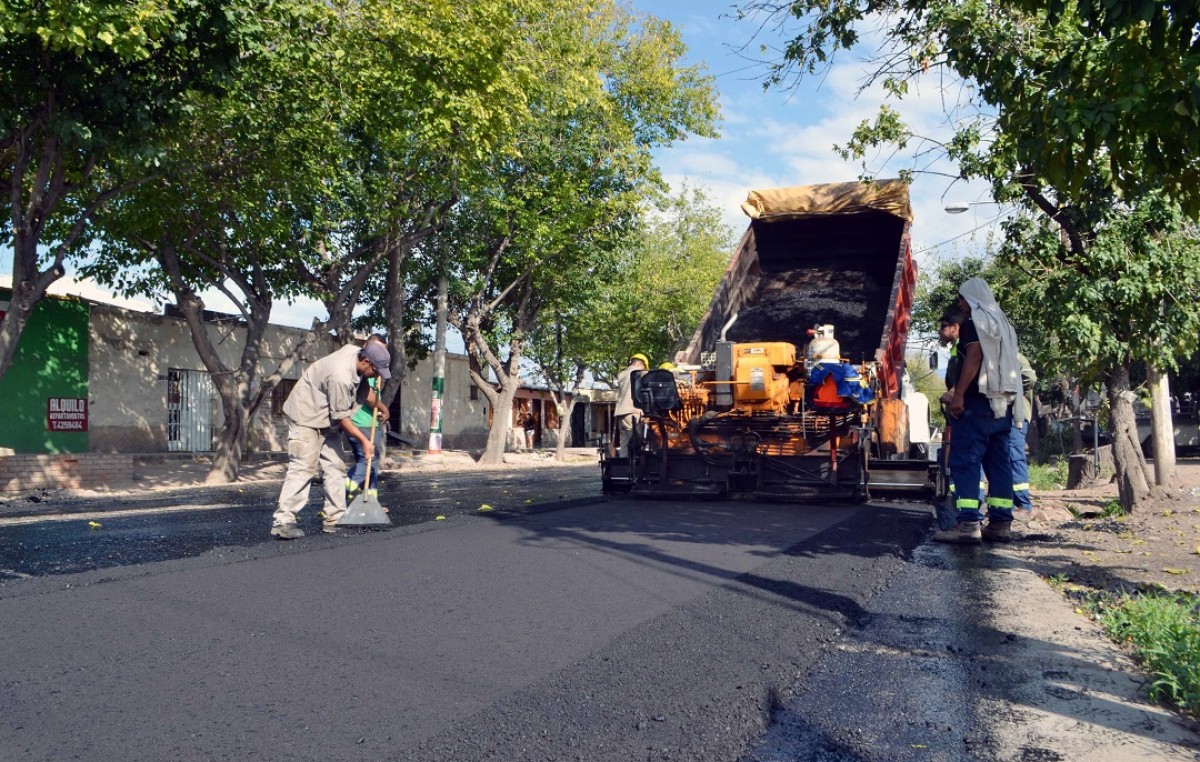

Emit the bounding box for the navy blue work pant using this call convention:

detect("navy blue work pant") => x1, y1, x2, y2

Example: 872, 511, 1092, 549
1010, 421, 1032, 511
948, 397, 1014, 523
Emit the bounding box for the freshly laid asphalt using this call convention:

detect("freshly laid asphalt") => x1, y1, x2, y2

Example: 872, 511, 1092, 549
0, 460, 1197, 761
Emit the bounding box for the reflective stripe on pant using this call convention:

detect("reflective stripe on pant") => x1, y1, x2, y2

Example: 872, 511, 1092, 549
272, 421, 349, 528
1009, 421, 1032, 511
948, 397, 1014, 523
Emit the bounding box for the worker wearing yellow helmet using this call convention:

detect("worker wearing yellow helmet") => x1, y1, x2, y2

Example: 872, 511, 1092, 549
658, 361, 675, 371
614, 352, 648, 457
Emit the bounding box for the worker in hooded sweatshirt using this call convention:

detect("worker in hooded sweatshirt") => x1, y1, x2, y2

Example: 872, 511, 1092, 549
935, 278, 1022, 544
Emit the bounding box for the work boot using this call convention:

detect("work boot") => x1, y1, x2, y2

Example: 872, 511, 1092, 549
982, 521, 1013, 542
933, 521, 982, 544
270, 523, 305, 540
322, 523, 340, 535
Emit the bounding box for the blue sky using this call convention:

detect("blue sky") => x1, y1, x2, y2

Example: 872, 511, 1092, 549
12, 0, 1005, 334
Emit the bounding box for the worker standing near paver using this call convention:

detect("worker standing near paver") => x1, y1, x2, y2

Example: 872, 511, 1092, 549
614, 353, 648, 457
935, 278, 1022, 544
270, 341, 391, 539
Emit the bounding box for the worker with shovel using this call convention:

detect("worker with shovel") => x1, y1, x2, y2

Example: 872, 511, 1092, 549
270, 341, 390, 539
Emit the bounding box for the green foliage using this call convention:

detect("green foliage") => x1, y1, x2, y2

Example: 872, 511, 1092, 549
1096, 591, 1200, 718
577, 185, 735, 382
746, 0, 1200, 214
1101, 499, 1125, 519
433, 0, 719, 410
912, 255, 990, 335
996, 195, 1200, 385
1027, 461, 1067, 491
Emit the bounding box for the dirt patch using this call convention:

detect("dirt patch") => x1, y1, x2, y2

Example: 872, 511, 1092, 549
1007, 457, 1200, 595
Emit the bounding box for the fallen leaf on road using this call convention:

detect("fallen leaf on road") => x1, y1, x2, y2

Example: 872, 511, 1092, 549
524, 499, 533, 504
436, 515, 446, 521
1164, 568, 1190, 575
478, 504, 493, 512
87, 521, 102, 529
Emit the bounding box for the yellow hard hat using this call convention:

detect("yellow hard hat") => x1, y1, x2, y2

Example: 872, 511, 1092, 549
630, 353, 650, 367
658, 361, 675, 371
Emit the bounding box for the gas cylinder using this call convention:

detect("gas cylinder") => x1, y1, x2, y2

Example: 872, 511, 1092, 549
806, 324, 840, 365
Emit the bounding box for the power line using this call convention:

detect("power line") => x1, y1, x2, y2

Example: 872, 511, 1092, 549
913, 209, 1010, 255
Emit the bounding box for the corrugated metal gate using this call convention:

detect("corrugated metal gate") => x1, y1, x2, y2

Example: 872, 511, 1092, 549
167, 369, 214, 452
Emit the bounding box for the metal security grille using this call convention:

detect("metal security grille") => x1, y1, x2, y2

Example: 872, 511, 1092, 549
167, 369, 214, 452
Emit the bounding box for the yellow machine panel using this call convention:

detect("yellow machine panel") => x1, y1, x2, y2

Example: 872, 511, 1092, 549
734, 342, 796, 367
733, 342, 796, 413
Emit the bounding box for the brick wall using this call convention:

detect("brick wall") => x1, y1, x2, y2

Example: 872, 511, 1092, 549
0, 453, 134, 493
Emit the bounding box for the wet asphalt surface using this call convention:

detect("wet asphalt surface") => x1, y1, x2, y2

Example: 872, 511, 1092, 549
0, 465, 997, 761
0, 466, 602, 578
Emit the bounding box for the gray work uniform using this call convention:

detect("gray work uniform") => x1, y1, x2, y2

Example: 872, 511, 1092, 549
272, 344, 362, 529
614, 364, 642, 457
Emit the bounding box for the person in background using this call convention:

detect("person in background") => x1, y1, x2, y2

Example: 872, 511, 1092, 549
614, 353, 648, 457
1008, 353, 1038, 526
346, 334, 391, 500
270, 340, 391, 539
523, 410, 537, 450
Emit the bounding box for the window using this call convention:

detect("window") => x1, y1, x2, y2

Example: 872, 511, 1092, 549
469, 384, 479, 401
272, 379, 297, 416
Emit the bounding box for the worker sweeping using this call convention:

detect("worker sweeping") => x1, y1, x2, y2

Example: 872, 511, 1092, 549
270, 340, 390, 539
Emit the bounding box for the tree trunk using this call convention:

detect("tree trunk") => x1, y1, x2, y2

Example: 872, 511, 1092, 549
1105, 364, 1155, 513
481, 380, 519, 464
1147, 364, 1177, 487
0, 245, 62, 381
206, 388, 246, 485
556, 398, 576, 461
1070, 385, 1084, 453
0, 282, 38, 382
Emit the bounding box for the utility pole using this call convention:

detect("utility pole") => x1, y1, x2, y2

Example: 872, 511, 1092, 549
428, 266, 448, 455
1148, 363, 1176, 486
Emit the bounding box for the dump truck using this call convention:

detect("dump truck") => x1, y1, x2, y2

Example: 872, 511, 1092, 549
601, 179, 935, 501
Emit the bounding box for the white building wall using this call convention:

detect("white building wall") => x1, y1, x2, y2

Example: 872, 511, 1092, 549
393, 352, 491, 451
88, 304, 337, 452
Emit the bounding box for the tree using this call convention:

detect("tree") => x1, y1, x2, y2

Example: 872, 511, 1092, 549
0, 0, 267, 381
995, 196, 1200, 507
86, 0, 542, 481
745, 0, 1200, 213
443, 3, 718, 465
584, 185, 735, 384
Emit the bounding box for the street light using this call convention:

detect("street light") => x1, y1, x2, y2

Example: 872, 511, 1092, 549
944, 200, 997, 214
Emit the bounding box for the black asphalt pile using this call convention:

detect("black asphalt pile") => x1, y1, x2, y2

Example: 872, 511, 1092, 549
726, 274, 890, 363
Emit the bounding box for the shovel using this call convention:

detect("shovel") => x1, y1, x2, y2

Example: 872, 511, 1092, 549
338, 408, 391, 527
